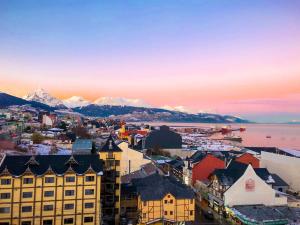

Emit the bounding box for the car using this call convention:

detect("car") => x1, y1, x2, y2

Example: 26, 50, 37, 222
203, 210, 214, 220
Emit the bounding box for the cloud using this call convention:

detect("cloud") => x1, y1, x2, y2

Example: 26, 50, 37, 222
94, 97, 150, 107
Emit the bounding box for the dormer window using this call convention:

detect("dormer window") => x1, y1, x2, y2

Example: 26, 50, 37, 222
65, 155, 79, 166
25, 156, 39, 166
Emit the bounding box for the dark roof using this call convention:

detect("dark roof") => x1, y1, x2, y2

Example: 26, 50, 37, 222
232, 205, 300, 223
244, 147, 296, 157
271, 173, 289, 187
167, 158, 184, 170
0, 154, 103, 176
213, 161, 272, 186
132, 173, 194, 201
145, 126, 182, 149
190, 150, 241, 164
99, 135, 122, 152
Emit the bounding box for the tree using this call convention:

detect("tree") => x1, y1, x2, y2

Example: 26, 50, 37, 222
31, 132, 44, 144
58, 121, 67, 131
72, 126, 91, 139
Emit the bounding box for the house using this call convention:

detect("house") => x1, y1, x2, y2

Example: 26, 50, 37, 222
118, 141, 151, 175
261, 151, 300, 193
0, 154, 103, 225
208, 163, 287, 214
235, 152, 260, 168
98, 135, 122, 225
122, 173, 195, 225
145, 126, 182, 150
72, 139, 93, 154
42, 114, 57, 127
191, 153, 225, 185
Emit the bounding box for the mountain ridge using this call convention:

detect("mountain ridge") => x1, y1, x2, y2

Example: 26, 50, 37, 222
0, 91, 250, 123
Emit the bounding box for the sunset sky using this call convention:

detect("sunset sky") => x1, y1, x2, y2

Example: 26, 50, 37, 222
0, 0, 300, 122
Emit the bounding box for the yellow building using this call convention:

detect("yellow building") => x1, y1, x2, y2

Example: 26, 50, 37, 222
0, 154, 103, 225
98, 135, 122, 225
122, 174, 195, 225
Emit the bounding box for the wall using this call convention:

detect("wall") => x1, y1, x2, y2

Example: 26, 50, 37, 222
261, 151, 300, 192
118, 142, 151, 175
0, 172, 101, 225
138, 193, 195, 225
224, 165, 287, 207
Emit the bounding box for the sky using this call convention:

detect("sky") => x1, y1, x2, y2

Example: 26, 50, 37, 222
0, 0, 300, 122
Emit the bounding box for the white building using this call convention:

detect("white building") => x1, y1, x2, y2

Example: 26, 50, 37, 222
224, 165, 287, 207
118, 142, 151, 175
261, 151, 300, 193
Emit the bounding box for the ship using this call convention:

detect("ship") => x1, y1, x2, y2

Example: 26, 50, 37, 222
224, 135, 243, 142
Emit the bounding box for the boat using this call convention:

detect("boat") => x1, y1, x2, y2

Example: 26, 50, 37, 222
240, 127, 246, 132
224, 135, 243, 142
266, 135, 271, 138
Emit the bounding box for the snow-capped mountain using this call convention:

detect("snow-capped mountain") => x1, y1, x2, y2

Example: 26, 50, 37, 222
94, 97, 150, 107
23, 88, 64, 107
63, 96, 91, 108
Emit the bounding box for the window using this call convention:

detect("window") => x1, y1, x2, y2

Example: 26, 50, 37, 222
143, 213, 146, 218
85, 176, 94, 182
190, 199, 193, 204
66, 176, 75, 183
44, 191, 54, 197
85, 189, 94, 195
64, 204, 74, 210
168, 194, 170, 198
0, 207, 10, 213
84, 202, 94, 209
115, 160, 120, 166
22, 206, 32, 212
43, 220, 53, 225
0, 223, 10, 225
0, 193, 11, 199
64, 218, 73, 224
164, 211, 168, 216
170, 211, 173, 215
23, 178, 33, 184
164, 200, 167, 204
22, 192, 32, 198
21, 221, 31, 225
65, 190, 75, 196
84, 217, 93, 223
45, 177, 54, 183
190, 210, 193, 216
43, 205, 53, 211
143, 201, 147, 206
170, 200, 173, 204
1, 179, 11, 185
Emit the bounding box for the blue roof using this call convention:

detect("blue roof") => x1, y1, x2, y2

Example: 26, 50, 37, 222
72, 139, 93, 152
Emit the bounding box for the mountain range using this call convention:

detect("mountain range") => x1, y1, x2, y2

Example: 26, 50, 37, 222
0, 89, 250, 123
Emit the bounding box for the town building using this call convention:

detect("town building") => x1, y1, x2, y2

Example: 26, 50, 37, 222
117, 142, 151, 175
234, 152, 260, 168
121, 173, 195, 225
144, 126, 182, 150
190, 154, 225, 185
98, 135, 122, 225
208, 163, 287, 214
72, 139, 93, 154
42, 114, 57, 127
0, 154, 103, 225
261, 151, 300, 194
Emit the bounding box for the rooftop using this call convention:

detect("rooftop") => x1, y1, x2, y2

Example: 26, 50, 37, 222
0, 154, 103, 176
